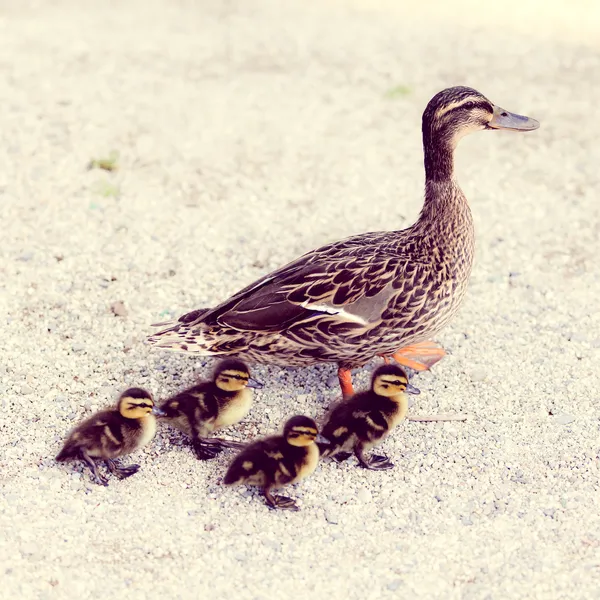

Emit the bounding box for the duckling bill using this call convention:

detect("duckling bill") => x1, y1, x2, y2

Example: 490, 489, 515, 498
223, 415, 320, 511
160, 359, 263, 460
319, 364, 419, 470
56, 388, 164, 486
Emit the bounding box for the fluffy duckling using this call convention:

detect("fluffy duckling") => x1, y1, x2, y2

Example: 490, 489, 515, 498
56, 388, 164, 486
160, 359, 263, 460
319, 364, 420, 470
223, 415, 320, 511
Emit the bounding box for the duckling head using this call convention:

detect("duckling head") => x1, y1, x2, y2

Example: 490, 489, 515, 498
423, 86, 539, 151
371, 365, 420, 398
213, 359, 263, 392
118, 388, 165, 419
284, 415, 319, 447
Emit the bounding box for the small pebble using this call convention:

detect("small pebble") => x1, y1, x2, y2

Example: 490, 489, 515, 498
469, 367, 487, 382
357, 488, 372, 503
387, 579, 404, 591
325, 510, 339, 525
241, 522, 254, 535
20, 384, 34, 395
555, 413, 575, 425
110, 301, 128, 317
326, 374, 339, 388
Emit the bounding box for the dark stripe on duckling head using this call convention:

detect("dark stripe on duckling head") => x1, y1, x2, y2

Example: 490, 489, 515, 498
283, 415, 319, 436
218, 370, 249, 382
379, 377, 408, 387
126, 402, 154, 410
371, 364, 409, 384
291, 426, 319, 434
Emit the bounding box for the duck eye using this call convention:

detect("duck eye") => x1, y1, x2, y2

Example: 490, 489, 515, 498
463, 101, 476, 110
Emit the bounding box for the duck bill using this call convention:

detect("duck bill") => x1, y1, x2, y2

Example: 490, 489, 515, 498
488, 105, 540, 131
406, 383, 421, 395
152, 406, 167, 417
246, 377, 264, 389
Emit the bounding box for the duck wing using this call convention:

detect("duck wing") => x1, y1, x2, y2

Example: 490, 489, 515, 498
171, 232, 418, 335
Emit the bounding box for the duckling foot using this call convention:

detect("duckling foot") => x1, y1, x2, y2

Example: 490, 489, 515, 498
193, 439, 223, 460
264, 490, 300, 511
355, 446, 394, 470
106, 459, 140, 479
369, 454, 394, 470
208, 437, 247, 451
331, 451, 353, 463
359, 455, 394, 471
392, 341, 446, 371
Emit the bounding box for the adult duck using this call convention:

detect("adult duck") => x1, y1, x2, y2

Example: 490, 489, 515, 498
149, 86, 539, 397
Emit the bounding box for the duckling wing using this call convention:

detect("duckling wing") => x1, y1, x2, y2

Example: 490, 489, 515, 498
224, 437, 285, 486
321, 392, 389, 447
56, 410, 124, 459
161, 383, 218, 423
177, 232, 411, 334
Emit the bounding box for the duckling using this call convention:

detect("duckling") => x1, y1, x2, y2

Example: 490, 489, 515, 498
159, 359, 263, 460
55, 388, 164, 486
223, 415, 320, 511
319, 364, 420, 470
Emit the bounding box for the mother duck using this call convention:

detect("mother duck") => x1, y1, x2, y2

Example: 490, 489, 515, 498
149, 86, 539, 397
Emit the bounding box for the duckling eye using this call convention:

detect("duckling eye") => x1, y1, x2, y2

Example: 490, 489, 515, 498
463, 101, 476, 110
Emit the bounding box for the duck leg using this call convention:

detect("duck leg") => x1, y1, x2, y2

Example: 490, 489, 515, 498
263, 486, 300, 511
337, 366, 354, 400
105, 458, 140, 479
392, 341, 446, 371
80, 449, 109, 486
354, 443, 394, 471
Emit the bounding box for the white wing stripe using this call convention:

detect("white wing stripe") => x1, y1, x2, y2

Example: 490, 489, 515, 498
300, 300, 368, 325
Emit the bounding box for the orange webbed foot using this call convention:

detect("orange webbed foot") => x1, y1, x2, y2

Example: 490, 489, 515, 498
392, 341, 447, 371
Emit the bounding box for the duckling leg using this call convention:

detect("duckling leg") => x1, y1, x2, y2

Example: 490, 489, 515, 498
263, 487, 300, 511
354, 444, 394, 471
392, 341, 446, 371
80, 450, 109, 486
337, 367, 354, 400
105, 459, 140, 479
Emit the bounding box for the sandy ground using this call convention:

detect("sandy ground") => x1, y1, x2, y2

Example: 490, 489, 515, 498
1, 1, 599, 598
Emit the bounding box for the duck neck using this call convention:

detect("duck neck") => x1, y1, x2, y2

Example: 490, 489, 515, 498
423, 132, 455, 183
417, 130, 472, 233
